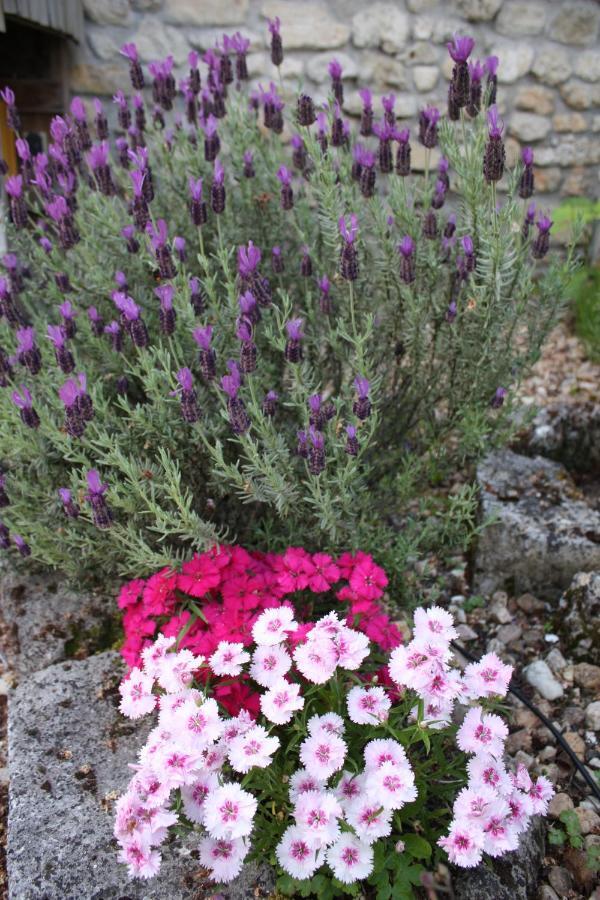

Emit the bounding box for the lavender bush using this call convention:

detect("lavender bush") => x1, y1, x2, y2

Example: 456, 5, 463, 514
0, 30, 577, 582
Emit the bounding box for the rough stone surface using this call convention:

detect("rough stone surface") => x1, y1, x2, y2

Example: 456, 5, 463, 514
474, 450, 600, 597
413, 65, 438, 91
453, 0, 504, 21
514, 85, 555, 115
7, 651, 273, 900
586, 701, 600, 731
69, 62, 125, 95
548, 3, 599, 47
351, 4, 410, 52
133, 17, 190, 65
509, 112, 551, 142
552, 112, 588, 133
573, 50, 600, 83
489, 43, 535, 83
262, 2, 350, 49
496, 2, 547, 38
515, 403, 600, 473
363, 53, 409, 88
306, 51, 358, 83
0, 568, 115, 680
86, 25, 125, 60
560, 79, 600, 110
524, 660, 564, 701
164, 0, 248, 26
558, 571, 600, 665
531, 47, 573, 85
82, 0, 132, 26
452, 816, 545, 899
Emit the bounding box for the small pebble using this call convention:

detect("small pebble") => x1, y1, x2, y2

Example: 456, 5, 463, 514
548, 792, 574, 819
548, 866, 572, 896
585, 700, 600, 731
524, 660, 564, 701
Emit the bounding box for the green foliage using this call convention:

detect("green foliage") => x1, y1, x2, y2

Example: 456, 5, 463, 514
0, 73, 577, 583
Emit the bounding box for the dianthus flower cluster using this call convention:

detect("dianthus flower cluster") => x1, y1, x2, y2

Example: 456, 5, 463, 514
117, 545, 401, 716
388, 608, 553, 867
115, 601, 553, 887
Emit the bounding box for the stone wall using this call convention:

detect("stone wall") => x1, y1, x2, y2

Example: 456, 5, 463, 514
72, 0, 599, 208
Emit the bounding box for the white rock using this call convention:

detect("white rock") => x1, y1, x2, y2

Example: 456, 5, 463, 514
133, 18, 190, 66
454, 0, 504, 21
306, 52, 358, 84
532, 46, 572, 85
87, 26, 123, 61
351, 4, 410, 52
412, 16, 433, 41
262, 1, 350, 49
496, 1, 547, 37
586, 701, 600, 731
363, 52, 409, 88
406, 0, 437, 11
164, 0, 248, 26
82, 0, 132, 25
525, 660, 564, 701
573, 50, 600, 83
413, 65, 439, 91
546, 648, 567, 673
246, 52, 304, 80
490, 43, 535, 83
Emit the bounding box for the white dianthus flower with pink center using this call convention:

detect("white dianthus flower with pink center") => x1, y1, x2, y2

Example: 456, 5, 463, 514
169, 696, 223, 748
201, 743, 228, 772
156, 745, 202, 788
299, 731, 347, 780
467, 754, 512, 796
289, 768, 326, 803
249, 644, 292, 687
481, 801, 519, 857
505, 790, 534, 834
293, 634, 338, 684
293, 790, 342, 848
347, 686, 390, 724
366, 760, 417, 810
141, 634, 176, 679
156, 649, 201, 693
363, 738, 408, 771
525, 775, 554, 815
198, 835, 248, 883
413, 606, 457, 645
457, 707, 508, 759
313, 611, 345, 637
453, 784, 499, 822
209, 641, 250, 677
228, 724, 280, 773
462, 652, 513, 700
387, 642, 434, 692
345, 797, 393, 844
276, 825, 322, 879
220, 709, 255, 742
333, 626, 370, 670
180, 772, 219, 823
118, 835, 162, 879
326, 834, 374, 884
252, 606, 298, 645
260, 678, 304, 725
334, 770, 365, 808
438, 819, 484, 867
307, 712, 345, 737
203, 783, 257, 840
119, 667, 156, 719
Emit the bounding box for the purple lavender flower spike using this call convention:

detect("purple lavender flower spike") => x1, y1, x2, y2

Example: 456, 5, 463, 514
358, 87, 373, 136
173, 367, 201, 422
93, 97, 108, 140
284, 318, 304, 363
121, 43, 144, 90
237, 320, 257, 373
16, 327, 42, 375
59, 378, 85, 437
328, 59, 344, 105
483, 105, 505, 183
447, 34, 474, 110
75, 372, 94, 422
532, 214, 552, 259
59, 301, 78, 339
339, 213, 359, 281
115, 295, 149, 348
12, 385, 39, 428
243, 149, 255, 178
300, 245, 313, 278
491, 386, 507, 409
188, 276, 205, 315
221, 371, 250, 434
155, 284, 176, 335
467, 60, 484, 117
1, 86, 21, 131
121, 225, 139, 254
519, 147, 535, 199
353, 377, 371, 420
86, 469, 112, 529
398, 236, 416, 285
211, 158, 226, 214
277, 165, 294, 210
105, 321, 123, 353
189, 177, 207, 226
13, 534, 31, 557
318, 274, 332, 314
113, 89, 131, 131
47, 324, 75, 373
297, 93, 316, 127
461, 235, 476, 272
147, 219, 176, 279
271, 246, 284, 274
419, 107, 441, 150
59, 487, 80, 518
5, 175, 27, 229
382, 93, 396, 126
268, 17, 283, 67
485, 55, 499, 106
0, 474, 9, 508
88, 142, 115, 195
262, 390, 278, 417
395, 128, 411, 177
308, 427, 325, 475
344, 424, 359, 457
193, 325, 216, 381
0, 521, 9, 550
446, 301, 458, 323
238, 241, 261, 278
173, 236, 186, 263
296, 429, 308, 458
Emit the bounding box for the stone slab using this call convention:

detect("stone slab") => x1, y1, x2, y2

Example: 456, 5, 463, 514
7, 651, 273, 900
474, 450, 600, 598
0, 567, 118, 680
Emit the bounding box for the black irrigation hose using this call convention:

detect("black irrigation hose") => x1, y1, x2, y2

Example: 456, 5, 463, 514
451, 640, 600, 804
